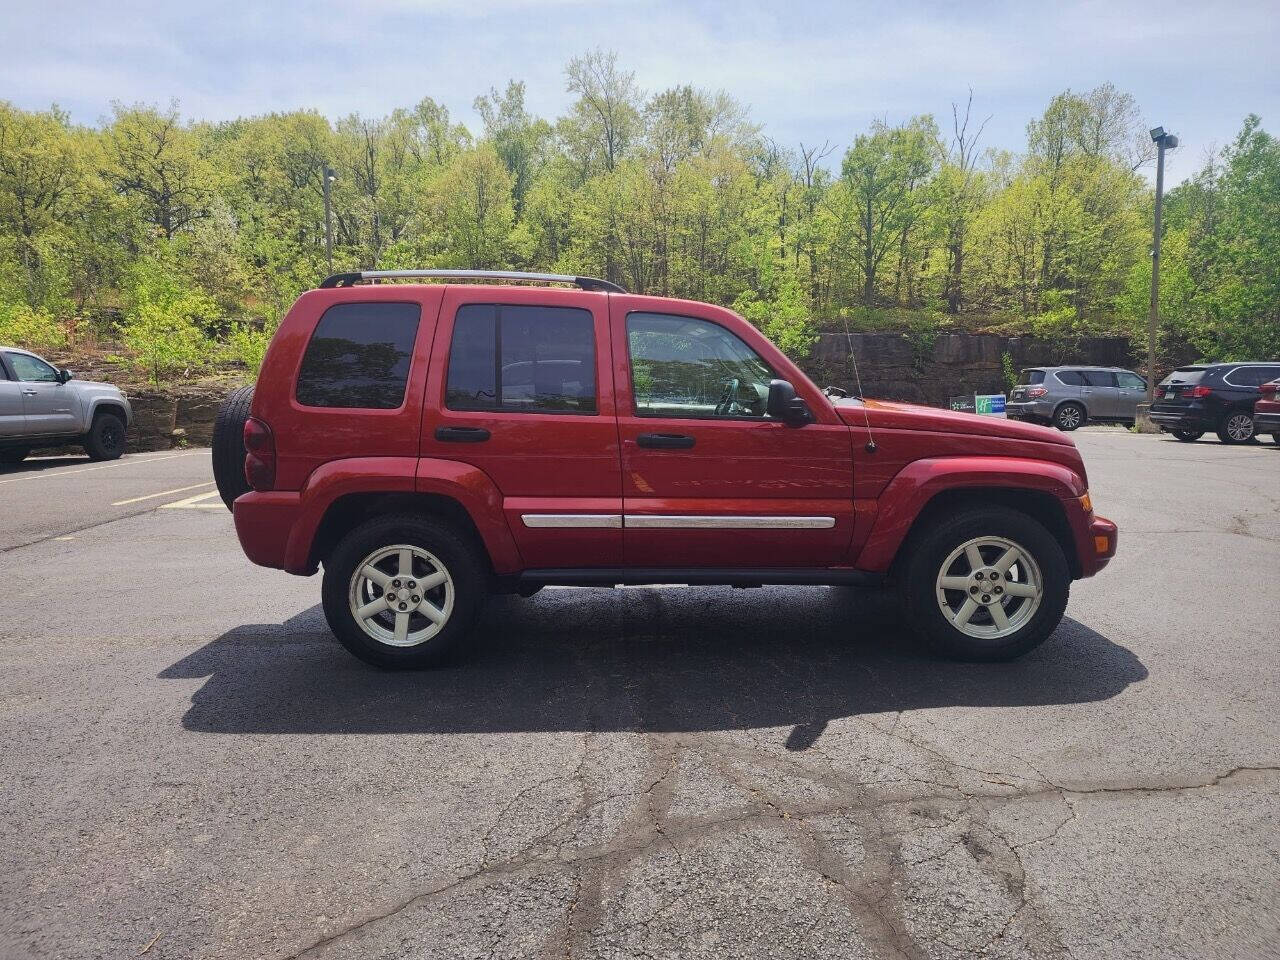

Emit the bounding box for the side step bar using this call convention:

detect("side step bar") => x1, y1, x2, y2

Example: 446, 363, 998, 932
513, 568, 885, 589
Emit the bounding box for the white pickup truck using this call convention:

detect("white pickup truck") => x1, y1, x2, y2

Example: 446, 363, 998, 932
0, 347, 133, 463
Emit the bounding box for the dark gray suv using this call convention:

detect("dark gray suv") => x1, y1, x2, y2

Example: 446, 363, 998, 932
1007, 366, 1147, 431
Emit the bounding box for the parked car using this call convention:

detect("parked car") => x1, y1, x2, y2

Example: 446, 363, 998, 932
1254, 378, 1280, 445
214, 269, 1117, 668
0, 347, 132, 463
1006, 366, 1148, 431
1149, 362, 1280, 443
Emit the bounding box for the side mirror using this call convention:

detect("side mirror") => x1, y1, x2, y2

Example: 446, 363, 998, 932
58, 368, 73, 383
767, 379, 812, 425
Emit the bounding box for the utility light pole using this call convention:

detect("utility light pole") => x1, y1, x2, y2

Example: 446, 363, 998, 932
322, 166, 336, 275
1146, 127, 1178, 401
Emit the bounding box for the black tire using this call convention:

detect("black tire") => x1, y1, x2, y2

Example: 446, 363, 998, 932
1271, 433, 1280, 446
213, 385, 255, 510
83, 412, 126, 461
1172, 430, 1203, 442
321, 513, 487, 669
1054, 402, 1085, 431
896, 506, 1070, 662
1215, 410, 1254, 445
0, 447, 31, 464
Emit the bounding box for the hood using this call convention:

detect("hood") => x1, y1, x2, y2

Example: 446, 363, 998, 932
835, 398, 1074, 446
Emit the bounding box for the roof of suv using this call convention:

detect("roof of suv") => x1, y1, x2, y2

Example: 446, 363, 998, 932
1025, 365, 1134, 372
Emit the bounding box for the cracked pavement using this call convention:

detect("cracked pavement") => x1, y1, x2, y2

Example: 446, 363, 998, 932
1, 429, 1278, 959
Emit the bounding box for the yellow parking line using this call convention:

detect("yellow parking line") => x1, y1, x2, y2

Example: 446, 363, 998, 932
112, 481, 215, 506
159, 489, 224, 510
0, 452, 202, 486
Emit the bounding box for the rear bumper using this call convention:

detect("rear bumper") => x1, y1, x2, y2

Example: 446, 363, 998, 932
1006, 400, 1053, 421
1255, 410, 1280, 433
1149, 403, 1212, 431
233, 491, 309, 573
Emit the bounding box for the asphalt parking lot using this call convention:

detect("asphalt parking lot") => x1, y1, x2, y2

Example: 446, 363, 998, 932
1, 429, 1278, 960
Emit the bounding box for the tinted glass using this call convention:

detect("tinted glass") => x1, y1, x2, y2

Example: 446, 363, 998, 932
1018, 369, 1045, 385
445, 304, 596, 414
1055, 370, 1085, 386
1230, 365, 1280, 387
1116, 372, 1146, 389
1082, 370, 1118, 387
7, 352, 59, 382
627, 313, 776, 419
295, 302, 420, 409
1164, 368, 1205, 384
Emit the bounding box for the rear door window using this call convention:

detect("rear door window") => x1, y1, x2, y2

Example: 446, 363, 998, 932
1082, 371, 1118, 387
295, 302, 421, 409
1018, 369, 1045, 385
445, 304, 597, 414
1055, 370, 1085, 386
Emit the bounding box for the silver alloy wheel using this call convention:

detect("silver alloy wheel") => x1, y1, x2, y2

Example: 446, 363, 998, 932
1226, 413, 1254, 442
935, 536, 1043, 640
347, 544, 454, 647
1057, 405, 1082, 429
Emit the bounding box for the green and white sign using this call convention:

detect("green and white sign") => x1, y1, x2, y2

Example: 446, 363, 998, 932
974, 394, 1007, 415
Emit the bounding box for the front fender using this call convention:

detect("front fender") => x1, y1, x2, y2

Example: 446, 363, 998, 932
854, 456, 1088, 573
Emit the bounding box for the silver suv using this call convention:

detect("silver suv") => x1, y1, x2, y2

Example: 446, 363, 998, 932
0, 348, 133, 464
1007, 366, 1147, 431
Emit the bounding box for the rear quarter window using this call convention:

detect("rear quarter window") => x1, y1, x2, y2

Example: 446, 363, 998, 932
295, 302, 421, 409
1018, 369, 1045, 385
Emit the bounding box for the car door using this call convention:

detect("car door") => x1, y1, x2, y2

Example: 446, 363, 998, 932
1079, 370, 1118, 418
610, 300, 854, 568
1114, 371, 1147, 417
4, 351, 80, 436
0, 354, 27, 438
419, 286, 622, 569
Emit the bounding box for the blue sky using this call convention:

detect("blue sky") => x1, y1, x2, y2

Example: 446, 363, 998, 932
3, 0, 1277, 183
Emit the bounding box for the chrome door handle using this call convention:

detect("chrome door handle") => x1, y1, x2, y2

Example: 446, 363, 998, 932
21, 389, 37, 396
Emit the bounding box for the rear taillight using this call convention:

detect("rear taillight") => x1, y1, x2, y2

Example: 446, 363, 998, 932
243, 417, 276, 491
1191, 385, 1212, 398
1026, 386, 1048, 398
1261, 382, 1280, 398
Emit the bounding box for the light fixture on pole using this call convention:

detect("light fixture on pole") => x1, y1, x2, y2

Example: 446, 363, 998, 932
1146, 127, 1178, 401
322, 166, 337, 275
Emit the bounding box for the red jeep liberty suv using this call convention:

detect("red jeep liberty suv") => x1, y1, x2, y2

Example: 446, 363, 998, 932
214, 270, 1117, 669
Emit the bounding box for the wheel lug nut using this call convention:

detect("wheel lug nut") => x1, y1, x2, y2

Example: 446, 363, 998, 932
995, 586, 1003, 594
981, 594, 991, 603
969, 585, 979, 593
407, 580, 416, 589
975, 572, 984, 580
411, 595, 420, 603
399, 603, 408, 611
392, 579, 401, 588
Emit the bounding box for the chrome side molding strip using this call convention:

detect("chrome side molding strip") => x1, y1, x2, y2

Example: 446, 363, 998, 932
521, 514, 835, 530
521, 514, 624, 528
624, 515, 836, 529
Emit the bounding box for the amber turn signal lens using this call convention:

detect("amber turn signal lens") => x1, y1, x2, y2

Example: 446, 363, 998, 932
1080, 492, 1092, 512
1094, 535, 1110, 554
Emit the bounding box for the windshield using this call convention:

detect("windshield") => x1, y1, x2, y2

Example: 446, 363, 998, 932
1018, 369, 1045, 385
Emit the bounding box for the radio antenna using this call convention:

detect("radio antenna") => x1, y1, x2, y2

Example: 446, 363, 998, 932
840, 316, 877, 454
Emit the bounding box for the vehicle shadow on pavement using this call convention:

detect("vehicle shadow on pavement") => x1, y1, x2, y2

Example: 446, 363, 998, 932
161, 586, 1147, 749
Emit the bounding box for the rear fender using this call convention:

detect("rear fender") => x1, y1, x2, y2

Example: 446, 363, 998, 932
282, 456, 521, 575
855, 457, 1088, 573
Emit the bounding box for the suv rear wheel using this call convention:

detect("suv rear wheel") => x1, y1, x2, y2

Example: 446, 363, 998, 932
897, 506, 1069, 661
1216, 410, 1255, 444
1054, 402, 1085, 431
1171, 430, 1203, 442
321, 514, 486, 669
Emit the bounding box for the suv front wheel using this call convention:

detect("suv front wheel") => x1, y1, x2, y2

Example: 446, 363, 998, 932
897, 506, 1070, 661
321, 514, 486, 669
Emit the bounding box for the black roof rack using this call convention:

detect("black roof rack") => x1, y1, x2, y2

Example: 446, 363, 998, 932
318, 269, 626, 294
